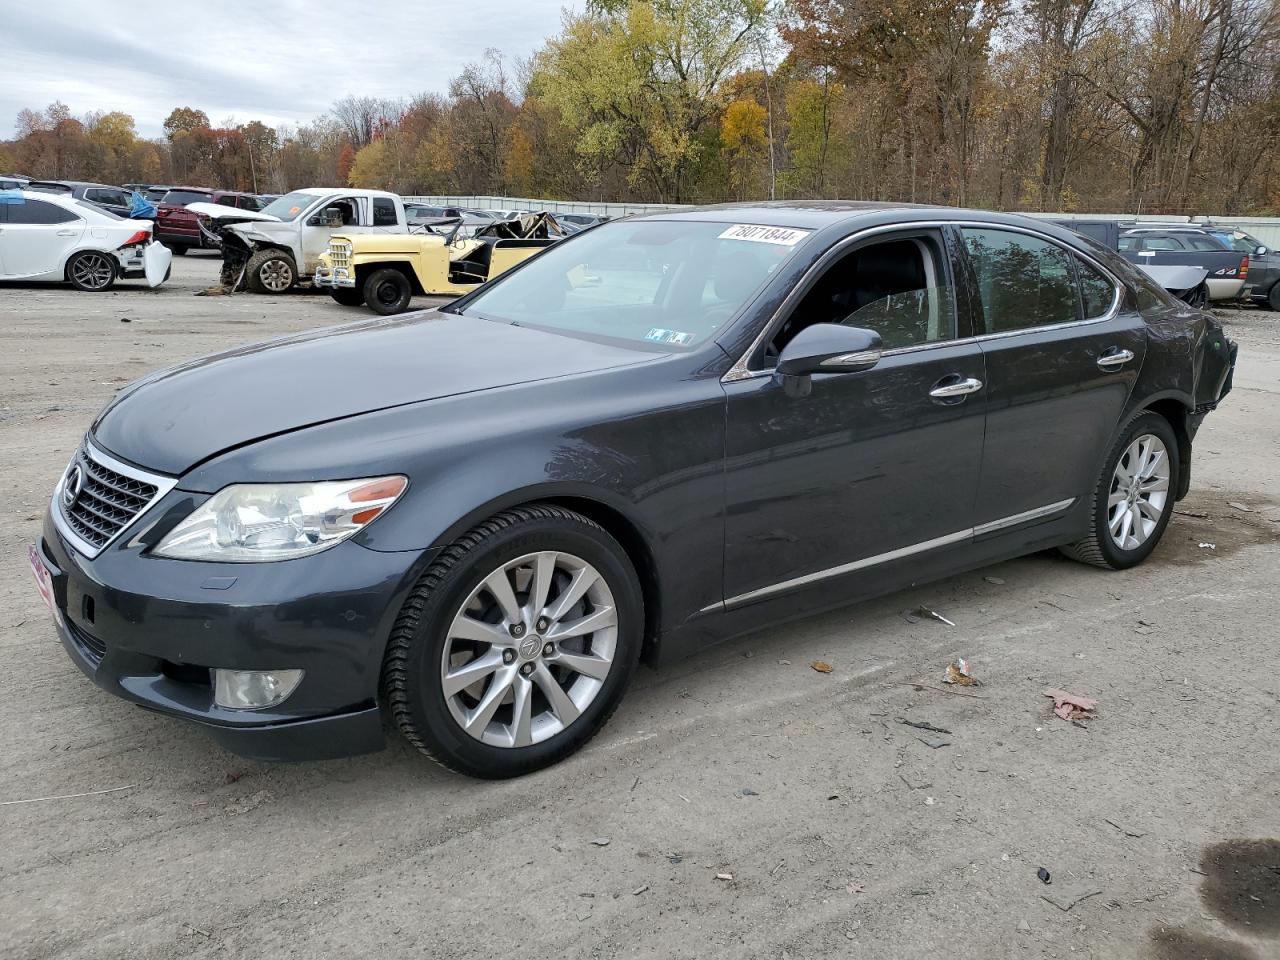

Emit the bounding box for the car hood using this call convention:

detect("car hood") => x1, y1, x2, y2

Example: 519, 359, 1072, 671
186, 201, 281, 223
92, 311, 657, 475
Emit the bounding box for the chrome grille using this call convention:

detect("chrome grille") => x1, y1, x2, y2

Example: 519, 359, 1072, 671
55, 441, 175, 558
328, 240, 352, 271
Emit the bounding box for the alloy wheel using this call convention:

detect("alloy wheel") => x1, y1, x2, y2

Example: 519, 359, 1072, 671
260, 260, 293, 292
1107, 433, 1170, 550
71, 253, 115, 290
440, 551, 618, 748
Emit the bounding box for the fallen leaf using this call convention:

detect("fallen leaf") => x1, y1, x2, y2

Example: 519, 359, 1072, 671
846, 881, 865, 894
810, 661, 833, 673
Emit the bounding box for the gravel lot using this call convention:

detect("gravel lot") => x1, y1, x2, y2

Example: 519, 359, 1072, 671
2, 255, 1279, 960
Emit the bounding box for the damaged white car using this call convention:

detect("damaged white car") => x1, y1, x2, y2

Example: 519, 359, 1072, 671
189, 188, 413, 294
0, 189, 171, 291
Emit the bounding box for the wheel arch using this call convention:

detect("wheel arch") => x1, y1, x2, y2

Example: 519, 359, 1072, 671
426, 484, 663, 664
63, 247, 118, 281
355, 259, 425, 296
1136, 392, 1194, 500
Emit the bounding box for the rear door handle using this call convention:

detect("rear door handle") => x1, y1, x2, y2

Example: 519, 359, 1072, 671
929, 376, 984, 399
1097, 349, 1135, 370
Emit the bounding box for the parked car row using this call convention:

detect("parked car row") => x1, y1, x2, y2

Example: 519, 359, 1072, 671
1, 176, 1274, 312
1054, 218, 1276, 310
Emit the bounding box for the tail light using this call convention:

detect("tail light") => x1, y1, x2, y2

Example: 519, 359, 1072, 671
118, 229, 151, 248
1240, 256, 1248, 280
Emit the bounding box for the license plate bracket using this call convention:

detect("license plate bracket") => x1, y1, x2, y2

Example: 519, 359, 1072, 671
28, 543, 64, 627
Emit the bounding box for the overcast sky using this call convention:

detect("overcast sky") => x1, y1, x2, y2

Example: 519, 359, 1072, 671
2, 0, 573, 139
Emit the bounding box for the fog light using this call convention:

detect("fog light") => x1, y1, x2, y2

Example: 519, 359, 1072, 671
214, 669, 304, 710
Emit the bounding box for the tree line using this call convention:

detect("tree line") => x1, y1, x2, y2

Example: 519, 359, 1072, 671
3, 0, 1277, 214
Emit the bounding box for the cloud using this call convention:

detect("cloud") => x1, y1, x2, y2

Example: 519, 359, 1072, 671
2, 0, 571, 138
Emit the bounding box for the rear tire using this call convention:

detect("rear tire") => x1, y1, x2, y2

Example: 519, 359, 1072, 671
170, 244, 188, 256
329, 289, 365, 307
362, 268, 413, 315
1187, 283, 1209, 310
1269, 282, 1280, 313
381, 504, 643, 778
66, 251, 117, 292
246, 249, 296, 294
1060, 411, 1180, 570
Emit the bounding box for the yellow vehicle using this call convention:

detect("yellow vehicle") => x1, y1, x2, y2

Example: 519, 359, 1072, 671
313, 213, 565, 314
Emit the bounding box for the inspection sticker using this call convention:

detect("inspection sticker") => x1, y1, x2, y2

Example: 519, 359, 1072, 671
718, 224, 810, 246
645, 328, 695, 345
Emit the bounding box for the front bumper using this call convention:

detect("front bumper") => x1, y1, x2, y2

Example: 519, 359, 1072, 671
312, 264, 355, 289
37, 509, 435, 761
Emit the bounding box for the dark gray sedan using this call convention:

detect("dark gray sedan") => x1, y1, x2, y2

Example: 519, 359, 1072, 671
32, 202, 1236, 778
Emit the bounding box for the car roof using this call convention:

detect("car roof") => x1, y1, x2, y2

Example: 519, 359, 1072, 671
294, 187, 399, 198
626, 200, 1090, 238
12, 189, 107, 213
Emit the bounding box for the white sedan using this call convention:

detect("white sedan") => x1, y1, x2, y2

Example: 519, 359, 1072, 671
0, 189, 171, 291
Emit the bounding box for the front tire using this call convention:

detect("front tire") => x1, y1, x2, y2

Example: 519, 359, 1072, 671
362, 268, 413, 315
382, 504, 643, 778
329, 288, 365, 307
1060, 412, 1179, 569
246, 249, 296, 294
66, 251, 117, 291
1269, 282, 1280, 313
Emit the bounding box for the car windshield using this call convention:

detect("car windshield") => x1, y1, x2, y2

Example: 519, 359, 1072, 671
259, 191, 318, 221
460, 219, 809, 348
1225, 231, 1261, 253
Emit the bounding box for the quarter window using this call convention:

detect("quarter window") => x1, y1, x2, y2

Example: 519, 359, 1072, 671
6, 198, 80, 224
962, 228, 1081, 333
1076, 258, 1116, 319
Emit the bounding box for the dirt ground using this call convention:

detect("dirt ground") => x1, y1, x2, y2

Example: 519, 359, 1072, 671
2, 254, 1279, 960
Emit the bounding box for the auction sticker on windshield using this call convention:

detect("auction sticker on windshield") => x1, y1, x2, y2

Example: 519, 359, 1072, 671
718, 224, 810, 246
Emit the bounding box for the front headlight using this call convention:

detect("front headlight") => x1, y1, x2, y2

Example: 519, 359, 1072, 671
153, 476, 407, 562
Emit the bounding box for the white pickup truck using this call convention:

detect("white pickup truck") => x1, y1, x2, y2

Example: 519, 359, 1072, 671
189, 187, 413, 294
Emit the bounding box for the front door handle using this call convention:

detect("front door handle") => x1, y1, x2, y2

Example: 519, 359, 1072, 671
929, 376, 984, 399
56, 229, 78, 236
1097, 348, 1135, 370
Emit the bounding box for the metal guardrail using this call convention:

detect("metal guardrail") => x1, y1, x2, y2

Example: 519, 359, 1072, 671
405, 196, 1280, 248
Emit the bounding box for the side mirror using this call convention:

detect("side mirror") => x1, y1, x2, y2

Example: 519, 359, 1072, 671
1256, 245, 1268, 257
311, 206, 344, 227
776, 323, 883, 377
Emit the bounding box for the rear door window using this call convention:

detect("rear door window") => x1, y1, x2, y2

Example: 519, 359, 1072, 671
373, 198, 399, 226
961, 228, 1081, 333
7, 198, 80, 224
1140, 236, 1185, 251
1186, 235, 1224, 251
